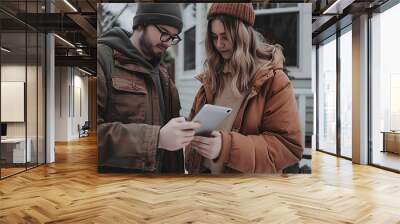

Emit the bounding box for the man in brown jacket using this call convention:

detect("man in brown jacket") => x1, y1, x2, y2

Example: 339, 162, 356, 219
97, 3, 200, 173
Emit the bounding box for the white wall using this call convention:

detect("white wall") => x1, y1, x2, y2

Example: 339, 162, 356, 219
1, 65, 26, 140
72, 73, 89, 138
1, 65, 40, 138
1, 63, 46, 164
1, 66, 26, 129
55, 66, 68, 141
54, 67, 89, 141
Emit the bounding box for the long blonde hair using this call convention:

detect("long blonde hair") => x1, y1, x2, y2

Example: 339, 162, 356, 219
204, 15, 285, 96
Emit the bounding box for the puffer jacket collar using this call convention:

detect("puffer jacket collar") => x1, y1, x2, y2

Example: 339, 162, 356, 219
195, 64, 283, 103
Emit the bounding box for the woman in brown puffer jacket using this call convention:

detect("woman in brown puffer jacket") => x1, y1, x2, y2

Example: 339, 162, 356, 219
185, 3, 304, 174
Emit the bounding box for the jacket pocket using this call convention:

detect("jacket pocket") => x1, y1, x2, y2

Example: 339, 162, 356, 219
109, 76, 147, 123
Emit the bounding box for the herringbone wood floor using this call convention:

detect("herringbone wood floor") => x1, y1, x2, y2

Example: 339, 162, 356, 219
1, 135, 400, 224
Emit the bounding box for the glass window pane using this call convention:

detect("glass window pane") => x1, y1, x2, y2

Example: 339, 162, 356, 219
318, 36, 337, 154
254, 12, 299, 67
27, 31, 38, 169
1, 0, 46, 179
184, 26, 195, 71
340, 28, 352, 158
1, 31, 27, 177
38, 32, 45, 165
371, 3, 400, 171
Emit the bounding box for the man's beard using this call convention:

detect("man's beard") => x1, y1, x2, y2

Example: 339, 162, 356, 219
139, 32, 163, 61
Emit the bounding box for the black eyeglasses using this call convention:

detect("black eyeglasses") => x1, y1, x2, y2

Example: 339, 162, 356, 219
153, 24, 181, 45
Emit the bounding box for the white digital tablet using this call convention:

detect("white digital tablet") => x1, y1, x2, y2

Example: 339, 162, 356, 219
191, 104, 232, 136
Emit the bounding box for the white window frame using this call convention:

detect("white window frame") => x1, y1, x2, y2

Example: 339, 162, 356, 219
177, 3, 197, 79
255, 4, 312, 79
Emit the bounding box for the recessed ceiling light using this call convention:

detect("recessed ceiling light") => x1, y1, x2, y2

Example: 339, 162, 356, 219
54, 34, 75, 48
322, 0, 353, 15
78, 67, 93, 76
63, 0, 78, 12
1, 47, 11, 53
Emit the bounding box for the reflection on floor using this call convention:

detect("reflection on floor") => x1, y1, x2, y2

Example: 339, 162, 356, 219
0, 167, 25, 177
0, 163, 40, 178
373, 150, 400, 171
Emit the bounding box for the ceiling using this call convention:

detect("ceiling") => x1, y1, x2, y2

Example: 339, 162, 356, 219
311, 0, 392, 44
0, 0, 98, 74
0, 0, 395, 75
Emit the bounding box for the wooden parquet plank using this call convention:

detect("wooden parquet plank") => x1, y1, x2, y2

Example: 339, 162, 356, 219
1, 135, 400, 223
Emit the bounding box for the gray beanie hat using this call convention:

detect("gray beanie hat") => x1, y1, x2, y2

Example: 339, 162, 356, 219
132, 3, 183, 33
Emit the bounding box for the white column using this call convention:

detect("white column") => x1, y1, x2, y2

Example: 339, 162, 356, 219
352, 14, 369, 164
312, 45, 317, 150
46, 32, 55, 163
45, 0, 56, 163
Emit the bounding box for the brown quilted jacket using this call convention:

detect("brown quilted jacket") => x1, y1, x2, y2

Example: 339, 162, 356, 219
185, 67, 304, 174
97, 46, 183, 173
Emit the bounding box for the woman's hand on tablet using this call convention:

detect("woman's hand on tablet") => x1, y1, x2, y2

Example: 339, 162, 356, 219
191, 131, 222, 160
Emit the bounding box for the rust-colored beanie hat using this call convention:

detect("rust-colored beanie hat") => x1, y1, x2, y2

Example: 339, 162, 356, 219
207, 3, 255, 26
